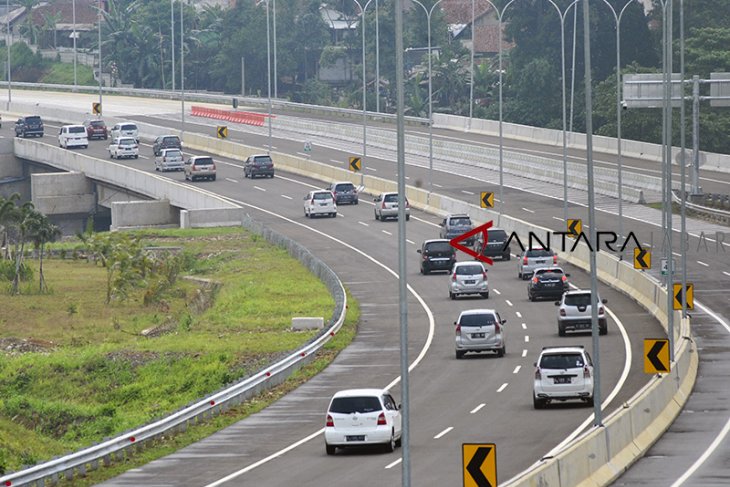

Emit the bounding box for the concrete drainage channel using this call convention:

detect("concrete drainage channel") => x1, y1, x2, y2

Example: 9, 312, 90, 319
4, 109, 697, 486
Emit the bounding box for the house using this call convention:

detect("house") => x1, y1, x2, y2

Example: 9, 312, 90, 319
440, 0, 513, 57
318, 6, 359, 84
28, 0, 106, 50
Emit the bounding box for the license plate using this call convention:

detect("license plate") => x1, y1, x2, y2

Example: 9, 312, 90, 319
536, 260, 545, 264
464, 280, 475, 285
319, 203, 327, 206
554, 376, 571, 384
472, 333, 485, 338
544, 283, 556, 287
346, 435, 365, 442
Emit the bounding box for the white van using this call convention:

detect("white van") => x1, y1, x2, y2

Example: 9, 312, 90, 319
110, 122, 139, 142
58, 125, 89, 149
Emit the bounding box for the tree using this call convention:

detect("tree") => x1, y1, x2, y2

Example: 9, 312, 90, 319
10, 202, 37, 294
41, 11, 62, 49
18, 0, 40, 45
28, 214, 61, 293
0, 194, 21, 260
83, 232, 151, 304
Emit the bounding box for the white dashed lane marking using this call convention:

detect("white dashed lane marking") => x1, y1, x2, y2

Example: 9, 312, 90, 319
433, 183, 443, 188
522, 323, 527, 330
366, 167, 377, 172
516, 311, 522, 318
254, 186, 266, 192
434, 427, 453, 439
697, 261, 709, 267
522, 349, 528, 357
382, 230, 392, 236
493, 289, 501, 295
522, 208, 535, 214
281, 194, 293, 200
513, 366, 521, 374
505, 300, 513, 307
497, 383, 508, 393
358, 221, 369, 227
724, 271, 730, 278
552, 216, 565, 222
525, 336, 530, 342
470, 403, 486, 414
407, 239, 416, 245
461, 190, 475, 195
385, 458, 402, 469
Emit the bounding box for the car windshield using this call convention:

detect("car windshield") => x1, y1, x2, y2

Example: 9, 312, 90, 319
335, 183, 355, 192
384, 194, 399, 203
313, 192, 332, 200
459, 313, 496, 327
450, 217, 471, 226
565, 294, 596, 306
329, 396, 382, 414
488, 230, 507, 242
425, 242, 452, 253
456, 265, 483, 275
194, 157, 213, 166
536, 268, 563, 276
526, 249, 553, 258
540, 353, 585, 369
254, 156, 272, 165
69, 126, 85, 133
121, 124, 137, 131
164, 149, 181, 158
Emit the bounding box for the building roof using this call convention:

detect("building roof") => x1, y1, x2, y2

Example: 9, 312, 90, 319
319, 6, 359, 31
30, 0, 104, 30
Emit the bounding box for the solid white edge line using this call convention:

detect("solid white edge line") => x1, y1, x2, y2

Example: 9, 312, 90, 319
385, 458, 402, 469
470, 403, 486, 414
198, 195, 436, 487
254, 186, 266, 192
358, 221, 369, 227
382, 230, 392, 236
696, 261, 709, 267
497, 383, 508, 393
434, 426, 454, 439
406, 239, 416, 245
522, 208, 535, 214
723, 271, 730, 278
225, 178, 238, 183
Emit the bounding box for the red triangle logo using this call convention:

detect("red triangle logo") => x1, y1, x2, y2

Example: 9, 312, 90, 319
449, 221, 494, 266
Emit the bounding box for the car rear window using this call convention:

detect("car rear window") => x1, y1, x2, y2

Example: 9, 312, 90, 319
536, 268, 563, 276
564, 294, 594, 306
329, 396, 382, 414
313, 192, 332, 200
118, 138, 136, 146
449, 217, 471, 226
163, 137, 180, 144
488, 230, 508, 242
425, 242, 452, 253
121, 124, 137, 131
164, 149, 182, 158
459, 313, 496, 327
335, 183, 355, 192
90, 120, 105, 127
26, 116, 41, 123
540, 353, 585, 369
455, 265, 483, 275
526, 249, 554, 258
253, 156, 272, 165
69, 126, 85, 133
193, 157, 213, 166
384, 194, 400, 203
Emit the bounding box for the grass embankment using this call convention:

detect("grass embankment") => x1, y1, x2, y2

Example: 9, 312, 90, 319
0, 227, 358, 478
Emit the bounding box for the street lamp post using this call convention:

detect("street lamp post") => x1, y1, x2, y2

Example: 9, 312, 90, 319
411, 0, 445, 196
375, 0, 380, 113
266, 0, 272, 152
171, 0, 175, 91
273, 0, 277, 99
468, 0, 474, 128
180, 0, 185, 135
679, 0, 687, 319
6, 0, 11, 108
72, 0, 77, 88
348, 0, 374, 186
97, 0, 102, 109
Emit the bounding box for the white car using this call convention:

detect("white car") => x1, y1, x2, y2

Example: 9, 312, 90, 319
155, 148, 184, 172
454, 309, 506, 359
108, 137, 139, 159
449, 261, 489, 300
58, 125, 88, 149
324, 388, 402, 455
110, 122, 139, 142
533, 345, 594, 409
303, 190, 337, 218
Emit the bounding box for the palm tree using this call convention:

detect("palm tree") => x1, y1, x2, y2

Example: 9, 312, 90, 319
11, 202, 37, 294
0, 193, 21, 260
29, 214, 61, 292
18, 0, 40, 45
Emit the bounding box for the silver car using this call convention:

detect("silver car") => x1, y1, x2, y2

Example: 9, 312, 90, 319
449, 261, 489, 300
556, 290, 608, 336
518, 248, 557, 279
374, 192, 410, 221
155, 148, 184, 172
184, 156, 216, 182
454, 308, 506, 359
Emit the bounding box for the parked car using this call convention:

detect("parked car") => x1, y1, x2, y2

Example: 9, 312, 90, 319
108, 137, 139, 159
184, 155, 216, 181
110, 122, 139, 141
155, 148, 184, 172
533, 346, 594, 409
327, 181, 359, 205
449, 261, 489, 300
473, 227, 511, 261
417, 239, 456, 275
58, 125, 89, 149
153, 135, 182, 156
439, 214, 474, 244
243, 154, 275, 178
527, 267, 570, 301
15, 116, 44, 138
454, 308, 506, 359
518, 248, 558, 279
324, 388, 402, 455
304, 190, 337, 218
556, 290, 608, 336
83, 119, 108, 140
374, 192, 410, 221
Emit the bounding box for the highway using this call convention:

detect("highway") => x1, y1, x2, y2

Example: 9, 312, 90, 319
7, 90, 729, 485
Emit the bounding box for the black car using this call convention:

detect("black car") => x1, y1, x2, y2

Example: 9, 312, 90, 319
439, 214, 474, 244
243, 154, 275, 178
474, 227, 511, 261
418, 239, 456, 275
527, 267, 570, 301
327, 181, 359, 205
153, 135, 182, 156
15, 116, 44, 138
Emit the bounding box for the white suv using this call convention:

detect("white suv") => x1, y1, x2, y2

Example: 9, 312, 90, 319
556, 290, 608, 336
448, 261, 489, 300
324, 389, 402, 455
533, 346, 594, 409
58, 124, 88, 149
303, 190, 337, 218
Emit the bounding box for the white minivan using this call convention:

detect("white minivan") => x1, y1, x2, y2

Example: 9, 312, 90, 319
58, 125, 89, 149
110, 122, 139, 142
303, 190, 337, 218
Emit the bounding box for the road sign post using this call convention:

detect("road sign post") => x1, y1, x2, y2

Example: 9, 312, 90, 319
644, 338, 670, 374
463, 443, 497, 487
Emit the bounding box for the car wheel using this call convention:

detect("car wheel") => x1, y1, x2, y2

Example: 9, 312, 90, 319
533, 395, 545, 409
422, 266, 429, 275
497, 345, 505, 357
374, 210, 380, 221
504, 253, 511, 261
586, 397, 595, 407
385, 433, 396, 453
134, 155, 139, 159
558, 325, 566, 337
395, 436, 402, 448
455, 350, 465, 359
84, 145, 88, 149
325, 443, 336, 456
155, 166, 159, 171
406, 215, 410, 221
529, 293, 535, 302
481, 292, 489, 299
599, 327, 607, 336
449, 291, 455, 300
211, 175, 216, 181
354, 199, 359, 205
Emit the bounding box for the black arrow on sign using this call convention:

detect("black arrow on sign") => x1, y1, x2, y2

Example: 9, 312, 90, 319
636, 249, 649, 268
647, 340, 669, 372
675, 286, 684, 308
217, 126, 227, 138
568, 220, 580, 235
466, 446, 493, 487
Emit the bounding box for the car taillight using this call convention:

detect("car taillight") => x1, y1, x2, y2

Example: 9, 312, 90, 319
482, 271, 487, 280
532, 276, 538, 284
406, 200, 410, 208
377, 412, 387, 426
535, 367, 541, 380
494, 322, 501, 333
561, 275, 568, 282
326, 414, 334, 427
455, 324, 461, 336
381, 200, 386, 209
212, 163, 216, 170
452, 273, 457, 282
584, 367, 591, 379
523, 256, 528, 265
553, 255, 558, 264
598, 306, 604, 315
559, 309, 566, 316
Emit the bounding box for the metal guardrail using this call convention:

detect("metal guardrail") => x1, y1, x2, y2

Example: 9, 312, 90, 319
0, 216, 347, 487
671, 191, 730, 224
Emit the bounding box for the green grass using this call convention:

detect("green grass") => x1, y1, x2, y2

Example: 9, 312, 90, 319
0, 227, 357, 477
40, 62, 96, 86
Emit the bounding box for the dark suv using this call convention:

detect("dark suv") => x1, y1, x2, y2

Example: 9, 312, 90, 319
15, 116, 44, 138
153, 135, 182, 156
474, 227, 511, 261
243, 154, 275, 178
327, 181, 359, 205
439, 214, 474, 244
527, 267, 570, 301
417, 239, 456, 275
